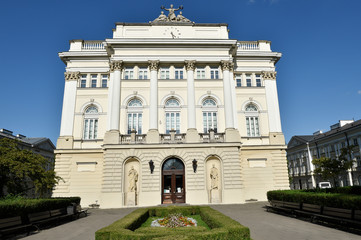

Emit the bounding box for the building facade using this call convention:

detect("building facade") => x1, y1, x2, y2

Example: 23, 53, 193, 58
287, 120, 361, 189
53, 7, 289, 208
0, 128, 55, 197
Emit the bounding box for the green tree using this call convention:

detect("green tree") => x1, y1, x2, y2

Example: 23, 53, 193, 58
312, 146, 354, 187
0, 138, 61, 197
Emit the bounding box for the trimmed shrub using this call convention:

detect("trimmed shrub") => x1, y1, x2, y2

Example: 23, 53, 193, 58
267, 189, 361, 210
0, 197, 81, 217
95, 206, 250, 240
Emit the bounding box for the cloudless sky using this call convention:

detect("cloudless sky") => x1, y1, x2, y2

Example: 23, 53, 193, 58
0, 0, 360, 145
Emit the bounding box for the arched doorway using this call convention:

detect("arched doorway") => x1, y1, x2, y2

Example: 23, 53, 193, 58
162, 158, 185, 204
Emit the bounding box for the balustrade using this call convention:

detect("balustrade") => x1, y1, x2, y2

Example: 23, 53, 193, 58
82, 41, 105, 51
237, 41, 259, 51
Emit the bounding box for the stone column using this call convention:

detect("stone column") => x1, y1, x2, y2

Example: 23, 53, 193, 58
104, 60, 122, 144
230, 70, 238, 129
307, 142, 316, 188
221, 61, 240, 142
57, 71, 80, 149
185, 60, 198, 142
147, 60, 160, 143
262, 71, 285, 144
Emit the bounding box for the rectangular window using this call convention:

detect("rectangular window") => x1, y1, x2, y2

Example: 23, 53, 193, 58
91, 75, 97, 88
83, 119, 98, 139
210, 68, 219, 79
236, 75, 242, 87
354, 139, 359, 146
80, 75, 87, 88
246, 117, 259, 137
196, 68, 206, 79
203, 112, 217, 133
160, 69, 170, 79
127, 113, 142, 134
175, 68, 184, 79
256, 74, 261, 87
124, 68, 134, 79
101, 75, 108, 88
246, 74, 252, 87
139, 68, 148, 79
166, 112, 180, 133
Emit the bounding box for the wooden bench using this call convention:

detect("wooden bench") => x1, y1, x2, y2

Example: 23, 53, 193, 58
0, 216, 31, 238
28, 208, 73, 230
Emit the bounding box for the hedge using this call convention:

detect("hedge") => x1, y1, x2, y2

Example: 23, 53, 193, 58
95, 206, 250, 240
302, 186, 361, 195
267, 189, 361, 210
0, 197, 81, 217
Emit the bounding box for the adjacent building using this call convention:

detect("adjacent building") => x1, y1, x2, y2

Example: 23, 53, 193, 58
53, 6, 289, 208
0, 128, 56, 197
287, 120, 361, 189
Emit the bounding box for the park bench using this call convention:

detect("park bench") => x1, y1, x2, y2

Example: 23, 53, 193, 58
28, 208, 73, 230
0, 216, 31, 238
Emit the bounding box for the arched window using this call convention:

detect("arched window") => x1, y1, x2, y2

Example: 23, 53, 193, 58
127, 99, 143, 134
165, 98, 180, 134
202, 98, 217, 133
245, 103, 259, 137
83, 105, 98, 140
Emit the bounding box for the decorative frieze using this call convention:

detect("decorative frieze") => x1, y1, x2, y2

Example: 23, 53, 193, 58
184, 60, 196, 71
262, 71, 277, 80
148, 60, 160, 71
64, 71, 80, 81
109, 60, 123, 72
220, 60, 234, 71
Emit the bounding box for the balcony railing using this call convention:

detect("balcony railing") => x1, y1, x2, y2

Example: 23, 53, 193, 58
120, 134, 146, 144
160, 133, 186, 143
199, 132, 224, 142
81, 41, 105, 51
237, 41, 259, 51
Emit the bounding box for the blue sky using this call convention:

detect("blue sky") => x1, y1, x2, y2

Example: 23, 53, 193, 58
0, 0, 360, 145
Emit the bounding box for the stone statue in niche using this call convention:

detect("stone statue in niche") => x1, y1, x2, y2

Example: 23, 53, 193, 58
210, 164, 219, 190
128, 166, 138, 192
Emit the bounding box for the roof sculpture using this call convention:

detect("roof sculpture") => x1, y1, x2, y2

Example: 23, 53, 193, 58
153, 4, 193, 23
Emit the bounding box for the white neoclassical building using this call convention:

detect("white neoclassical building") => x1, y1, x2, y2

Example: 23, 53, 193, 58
53, 7, 289, 208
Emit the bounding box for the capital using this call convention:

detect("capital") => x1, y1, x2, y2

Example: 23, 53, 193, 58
109, 60, 123, 72
261, 71, 277, 80
64, 71, 80, 81
184, 60, 196, 71
148, 60, 160, 71
220, 60, 234, 71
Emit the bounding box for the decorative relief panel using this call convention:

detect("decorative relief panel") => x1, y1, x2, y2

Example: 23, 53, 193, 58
109, 60, 123, 72
64, 71, 80, 81
261, 71, 277, 80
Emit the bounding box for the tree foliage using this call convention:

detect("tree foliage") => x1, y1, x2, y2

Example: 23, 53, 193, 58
312, 146, 354, 186
0, 138, 61, 198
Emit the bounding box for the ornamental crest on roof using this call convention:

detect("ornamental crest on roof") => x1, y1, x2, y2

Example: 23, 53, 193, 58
152, 4, 193, 23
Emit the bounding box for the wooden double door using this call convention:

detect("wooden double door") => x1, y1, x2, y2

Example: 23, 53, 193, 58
162, 158, 185, 204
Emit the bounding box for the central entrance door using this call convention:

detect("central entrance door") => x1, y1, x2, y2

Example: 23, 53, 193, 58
162, 158, 185, 204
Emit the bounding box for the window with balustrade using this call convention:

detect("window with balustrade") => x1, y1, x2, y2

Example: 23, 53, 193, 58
202, 98, 217, 133
138, 68, 148, 79
127, 99, 143, 134
124, 68, 134, 79
83, 105, 99, 140
165, 98, 180, 133
245, 103, 260, 137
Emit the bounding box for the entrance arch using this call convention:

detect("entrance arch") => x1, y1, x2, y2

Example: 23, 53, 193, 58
162, 158, 185, 204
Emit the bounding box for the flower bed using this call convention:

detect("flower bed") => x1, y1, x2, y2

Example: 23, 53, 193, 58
151, 213, 197, 228
95, 206, 250, 240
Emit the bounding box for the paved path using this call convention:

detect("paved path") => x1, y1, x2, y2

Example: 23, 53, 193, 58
17, 202, 360, 240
